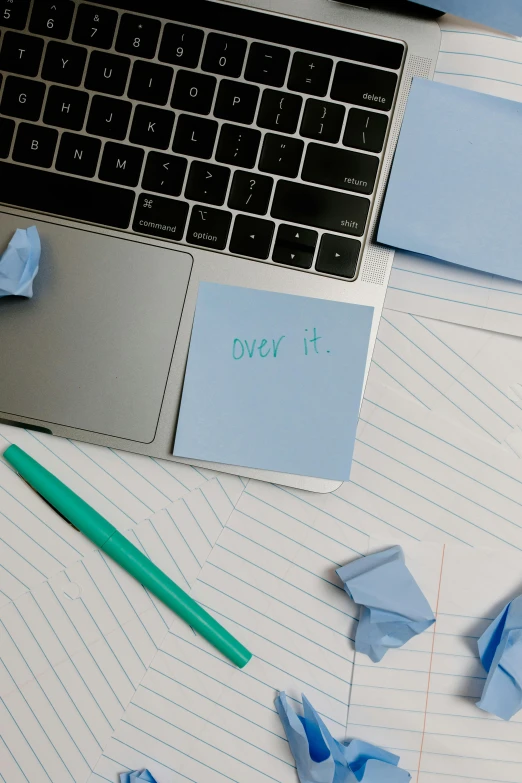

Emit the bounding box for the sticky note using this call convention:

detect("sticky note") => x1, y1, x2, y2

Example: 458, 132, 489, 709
337, 546, 435, 662
378, 78, 522, 282
408, 0, 522, 36
477, 594, 522, 721
174, 283, 373, 480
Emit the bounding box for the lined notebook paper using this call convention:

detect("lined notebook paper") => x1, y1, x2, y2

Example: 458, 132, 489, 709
386, 15, 522, 335
347, 541, 522, 782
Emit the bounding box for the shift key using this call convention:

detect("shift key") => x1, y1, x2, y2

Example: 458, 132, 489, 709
271, 180, 370, 237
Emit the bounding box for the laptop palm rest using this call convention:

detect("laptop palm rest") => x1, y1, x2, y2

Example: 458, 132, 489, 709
0, 215, 192, 443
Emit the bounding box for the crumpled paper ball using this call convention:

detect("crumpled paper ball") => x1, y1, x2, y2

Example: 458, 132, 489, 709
276, 691, 411, 782
0, 225, 41, 298
119, 770, 158, 783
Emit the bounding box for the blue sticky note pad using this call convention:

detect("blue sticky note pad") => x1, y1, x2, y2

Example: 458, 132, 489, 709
173, 283, 374, 480
408, 0, 522, 36
378, 78, 522, 282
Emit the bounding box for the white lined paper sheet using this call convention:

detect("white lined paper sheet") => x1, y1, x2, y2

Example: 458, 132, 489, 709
0, 425, 244, 608
0, 476, 244, 782
89, 480, 361, 783
346, 540, 522, 783
385, 15, 522, 335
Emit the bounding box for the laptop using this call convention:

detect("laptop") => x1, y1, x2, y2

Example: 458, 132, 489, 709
0, 0, 441, 492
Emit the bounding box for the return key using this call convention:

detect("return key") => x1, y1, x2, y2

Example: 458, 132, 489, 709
302, 143, 379, 196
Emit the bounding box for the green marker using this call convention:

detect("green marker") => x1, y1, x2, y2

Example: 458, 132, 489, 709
3, 444, 252, 669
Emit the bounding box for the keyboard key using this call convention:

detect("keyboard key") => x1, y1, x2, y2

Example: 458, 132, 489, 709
115, 13, 161, 60
72, 4, 118, 49
30, 0, 74, 40
288, 52, 333, 97
214, 80, 259, 125
86, 95, 132, 140
12, 122, 58, 167
158, 23, 203, 70
172, 115, 217, 160
302, 143, 379, 195
259, 133, 304, 179
187, 204, 232, 250
0, 117, 15, 158
128, 61, 173, 106
257, 90, 302, 135
0, 161, 135, 227
171, 70, 216, 116
99, 141, 145, 187
230, 215, 275, 260
201, 33, 246, 78
272, 223, 317, 269
0, 75, 45, 121
244, 42, 290, 88
142, 151, 188, 197
41, 42, 87, 87
215, 124, 261, 169
343, 108, 388, 153
133, 193, 189, 241
228, 170, 273, 215
331, 62, 397, 112
0, 0, 30, 30
300, 99, 345, 144
43, 85, 88, 130
316, 234, 360, 278
185, 161, 230, 206
55, 132, 101, 177
0, 32, 44, 77
85, 51, 130, 96
271, 180, 369, 236
130, 104, 175, 150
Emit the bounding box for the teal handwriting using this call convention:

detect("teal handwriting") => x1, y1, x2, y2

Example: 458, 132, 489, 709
233, 336, 286, 359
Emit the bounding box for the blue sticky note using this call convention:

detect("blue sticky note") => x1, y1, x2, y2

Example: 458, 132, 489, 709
408, 0, 522, 36
378, 78, 522, 282
337, 546, 435, 662
275, 692, 411, 783
477, 595, 522, 721
174, 283, 373, 480
0, 225, 40, 298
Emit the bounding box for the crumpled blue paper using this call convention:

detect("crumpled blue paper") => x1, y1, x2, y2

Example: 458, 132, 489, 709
477, 594, 522, 721
0, 225, 40, 298
276, 692, 411, 782
119, 771, 157, 783
336, 546, 435, 662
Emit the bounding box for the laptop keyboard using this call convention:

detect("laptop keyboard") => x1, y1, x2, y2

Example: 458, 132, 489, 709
0, 0, 405, 280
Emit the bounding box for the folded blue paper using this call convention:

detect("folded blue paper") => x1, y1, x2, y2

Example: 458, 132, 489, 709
408, 0, 522, 36
378, 78, 522, 283
477, 595, 522, 721
276, 692, 411, 782
337, 546, 435, 662
174, 283, 374, 480
119, 770, 157, 783
0, 225, 40, 298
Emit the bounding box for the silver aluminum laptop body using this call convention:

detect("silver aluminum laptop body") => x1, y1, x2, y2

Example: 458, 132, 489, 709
0, 0, 440, 492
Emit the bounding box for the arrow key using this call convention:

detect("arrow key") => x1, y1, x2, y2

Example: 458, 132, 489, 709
272, 223, 317, 269
230, 215, 275, 260
316, 233, 361, 279
142, 152, 188, 197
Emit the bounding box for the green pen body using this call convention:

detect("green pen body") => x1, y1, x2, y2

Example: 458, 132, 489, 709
3, 444, 252, 669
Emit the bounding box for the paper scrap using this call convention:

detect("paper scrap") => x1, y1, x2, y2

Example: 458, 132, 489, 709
120, 769, 156, 783
276, 692, 411, 782
408, 0, 522, 36
477, 594, 522, 720
174, 282, 374, 480
120, 771, 158, 783
337, 545, 435, 662
378, 78, 522, 282
0, 225, 40, 298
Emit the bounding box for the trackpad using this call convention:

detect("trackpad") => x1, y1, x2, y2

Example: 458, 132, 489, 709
0, 216, 192, 442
